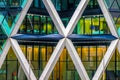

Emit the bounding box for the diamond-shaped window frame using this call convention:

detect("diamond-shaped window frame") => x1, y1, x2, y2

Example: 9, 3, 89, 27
0, 0, 119, 80
0, 0, 37, 80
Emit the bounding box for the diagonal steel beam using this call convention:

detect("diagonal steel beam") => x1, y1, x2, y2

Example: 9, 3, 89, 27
117, 40, 120, 54
92, 39, 119, 80
10, 38, 37, 80
65, 0, 89, 37
0, 39, 10, 68
97, 0, 119, 38
39, 39, 66, 80
10, 0, 33, 36
43, 0, 90, 37
42, 0, 66, 36
66, 39, 90, 80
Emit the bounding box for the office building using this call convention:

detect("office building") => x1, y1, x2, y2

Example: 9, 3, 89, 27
0, 0, 120, 80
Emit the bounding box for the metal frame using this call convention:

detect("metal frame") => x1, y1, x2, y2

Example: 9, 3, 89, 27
43, 0, 89, 37
117, 40, 120, 54
0, 0, 34, 80
66, 39, 89, 80
41, 0, 90, 79
0, 0, 31, 37
10, 0, 33, 36
0, 0, 120, 80
65, 0, 89, 36
97, 0, 119, 38
39, 39, 66, 80
0, 39, 10, 68
92, 39, 119, 80
10, 38, 36, 80
42, 0, 120, 80
42, 0, 65, 36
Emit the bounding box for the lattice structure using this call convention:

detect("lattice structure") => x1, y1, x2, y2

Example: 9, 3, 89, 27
0, 0, 120, 80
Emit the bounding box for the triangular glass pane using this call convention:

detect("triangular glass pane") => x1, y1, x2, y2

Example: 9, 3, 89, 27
0, 13, 10, 35
105, 0, 120, 10
20, 45, 38, 79
0, 40, 7, 54
72, 45, 109, 80
99, 74, 107, 80
0, 47, 27, 80
19, 15, 58, 34
51, 0, 81, 26
104, 0, 120, 36
72, 1, 111, 35
0, 62, 7, 80
104, 49, 120, 80
87, 0, 99, 9
49, 48, 81, 80
0, 0, 28, 36
20, 43, 58, 79
76, 15, 110, 35
0, 26, 7, 54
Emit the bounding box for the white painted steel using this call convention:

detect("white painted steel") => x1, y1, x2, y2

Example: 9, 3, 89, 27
10, 0, 33, 36
117, 40, 120, 54
0, 40, 10, 68
0, 0, 120, 80
42, 0, 66, 36
0, 0, 36, 80
66, 39, 90, 80
97, 0, 118, 38
92, 39, 119, 80
65, 0, 89, 37
43, 0, 89, 37
39, 39, 65, 80
10, 38, 37, 80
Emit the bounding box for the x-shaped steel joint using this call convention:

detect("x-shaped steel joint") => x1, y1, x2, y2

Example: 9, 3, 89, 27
42, 0, 89, 37
40, 0, 90, 80
0, 0, 37, 80
40, 0, 120, 80
0, 0, 120, 80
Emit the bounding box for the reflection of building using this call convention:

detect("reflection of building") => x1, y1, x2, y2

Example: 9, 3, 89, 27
0, 0, 120, 80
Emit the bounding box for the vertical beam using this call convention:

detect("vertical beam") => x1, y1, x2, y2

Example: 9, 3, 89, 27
97, 0, 118, 38
92, 39, 118, 80
66, 39, 90, 80
39, 39, 65, 80
10, 38, 36, 80
65, 0, 89, 37
10, 0, 33, 36
0, 40, 10, 68
42, 0, 65, 36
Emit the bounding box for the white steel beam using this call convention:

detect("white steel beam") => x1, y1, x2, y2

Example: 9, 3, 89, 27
97, 0, 118, 38
117, 40, 120, 54
0, 40, 10, 68
92, 39, 118, 80
10, 38, 37, 80
65, 0, 89, 36
66, 39, 89, 80
39, 39, 65, 80
10, 0, 33, 36
42, 0, 65, 36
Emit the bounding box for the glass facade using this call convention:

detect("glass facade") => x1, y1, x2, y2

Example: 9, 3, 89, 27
19, 15, 114, 35
0, 0, 120, 80
1, 45, 120, 80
